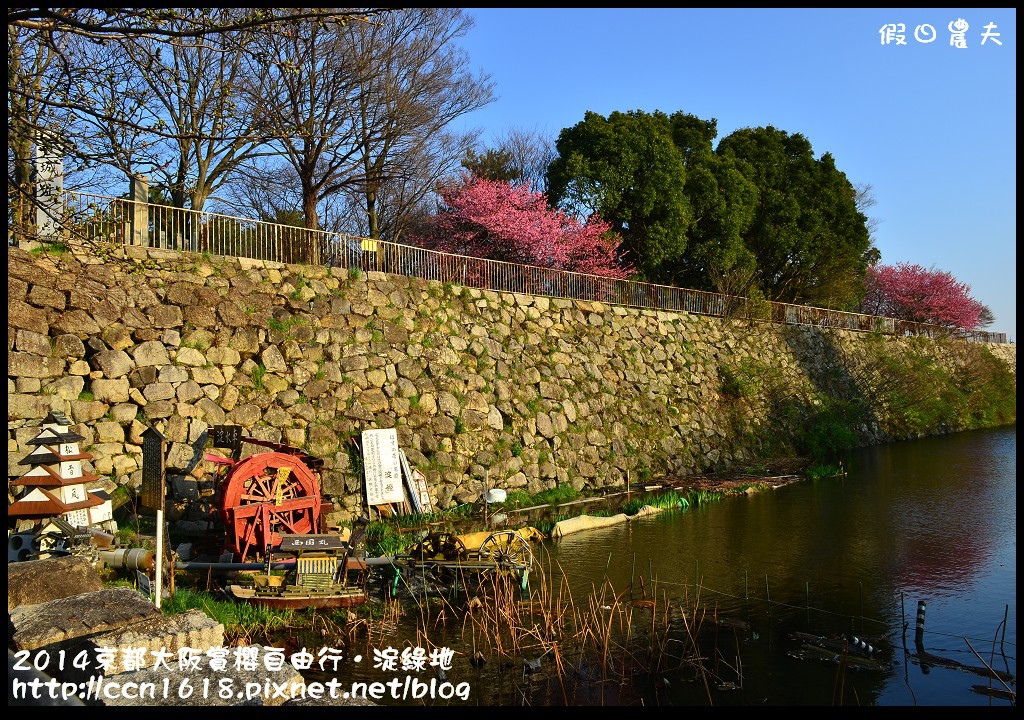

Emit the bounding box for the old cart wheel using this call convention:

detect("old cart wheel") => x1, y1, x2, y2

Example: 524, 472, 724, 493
410, 532, 468, 562
477, 531, 534, 573
219, 452, 322, 562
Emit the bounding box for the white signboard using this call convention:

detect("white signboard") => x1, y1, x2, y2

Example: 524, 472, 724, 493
362, 429, 405, 505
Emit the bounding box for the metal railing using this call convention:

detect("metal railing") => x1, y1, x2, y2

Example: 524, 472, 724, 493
56, 192, 1009, 344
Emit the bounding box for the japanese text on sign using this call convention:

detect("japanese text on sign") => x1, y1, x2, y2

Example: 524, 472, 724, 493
361, 428, 404, 505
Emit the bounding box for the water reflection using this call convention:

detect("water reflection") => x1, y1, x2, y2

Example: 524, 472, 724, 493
309, 426, 1015, 705
542, 426, 1015, 705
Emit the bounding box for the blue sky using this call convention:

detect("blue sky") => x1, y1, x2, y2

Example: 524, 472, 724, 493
454, 8, 1017, 341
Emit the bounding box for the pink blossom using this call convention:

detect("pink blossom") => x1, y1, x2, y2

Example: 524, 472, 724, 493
410, 175, 631, 279
860, 262, 985, 331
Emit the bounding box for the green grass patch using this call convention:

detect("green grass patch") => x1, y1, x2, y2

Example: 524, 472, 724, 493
30, 241, 70, 255
806, 463, 844, 480
530, 483, 581, 506
364, 521, 411, 557
621, 490, 687, 516
162, 587, 294, 643
251, 363, 266, 391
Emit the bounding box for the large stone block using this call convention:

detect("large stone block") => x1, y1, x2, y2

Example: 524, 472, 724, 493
10, 586, 161, 651
8, 352, 64, 378
7, 555, 106, 612
83, 608, 224, 676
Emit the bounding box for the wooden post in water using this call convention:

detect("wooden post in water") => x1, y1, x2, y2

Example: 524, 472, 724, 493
805, 581, 810, 625
630, 552, 636, 600
915, 600, 927, 653
859, 582, 864, 635
1002, 604, 1009, 651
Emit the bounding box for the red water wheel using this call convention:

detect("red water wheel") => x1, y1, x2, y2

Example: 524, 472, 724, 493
219, 452, 322, 562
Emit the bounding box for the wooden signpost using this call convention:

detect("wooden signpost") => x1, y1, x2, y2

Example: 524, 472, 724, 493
140, 426, 167, 608
140, 426, 166, 515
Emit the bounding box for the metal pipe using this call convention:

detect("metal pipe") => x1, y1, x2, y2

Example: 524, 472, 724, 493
98, 548, 156, 572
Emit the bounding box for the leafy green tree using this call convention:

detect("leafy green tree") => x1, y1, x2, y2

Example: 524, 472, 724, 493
665, 112, 759, 297
546, 110, 690, 283
715, 125, 874, 309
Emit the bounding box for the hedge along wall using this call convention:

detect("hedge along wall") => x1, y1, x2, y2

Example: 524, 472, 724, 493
7, 245, 1017, 526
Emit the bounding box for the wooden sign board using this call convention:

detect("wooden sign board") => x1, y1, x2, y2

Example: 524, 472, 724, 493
140, 426, 166, 514
211, 425, 243, 459
399, 450, 433, 515
411, 469, 434, 515
278, 534, 347, 552
361, 428, 405, 506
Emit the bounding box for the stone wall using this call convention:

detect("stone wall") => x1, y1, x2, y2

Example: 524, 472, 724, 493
7, 245, 1016, 523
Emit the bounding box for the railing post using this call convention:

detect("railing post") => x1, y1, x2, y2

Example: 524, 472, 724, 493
130, 173, 149, 247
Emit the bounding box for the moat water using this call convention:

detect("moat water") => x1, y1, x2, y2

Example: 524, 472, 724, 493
306, 424, 1016, 706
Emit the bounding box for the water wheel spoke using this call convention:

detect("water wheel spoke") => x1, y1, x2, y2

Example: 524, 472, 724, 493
219, 452, 323, 561
478, 531, 534, 571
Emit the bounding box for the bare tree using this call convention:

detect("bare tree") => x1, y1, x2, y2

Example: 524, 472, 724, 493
247, 18, 378, 243
339, 8, 494, 240
229, 8, 492, 248
7, 8, 393, 243
8, 24, 76, 244
854, 181, 881, 241
98, 11, 278, 211
497, 126, 557, 193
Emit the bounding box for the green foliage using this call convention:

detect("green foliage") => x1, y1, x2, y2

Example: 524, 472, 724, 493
547, 109, 690, 283
501, 489, 533, 507
798, 398, 862, 460
715, 125, 875, 309
348, 266, 362, 280
267, 317, 289, 334
684, 489, 723, 506
77, 390, 95, 401
719, 364, 755, 400
531, 483, 581, 506
250, 363, 266, 391
462, 146, 519, 184
844, 335, 1015, 439
958, 345, 1016, 426
806, 463, 844, 480
364, 521, 409, 557
621, 490, 686, 515
288, 276, 308, 299
162, 587, 293, 640
30, 241, 70, 255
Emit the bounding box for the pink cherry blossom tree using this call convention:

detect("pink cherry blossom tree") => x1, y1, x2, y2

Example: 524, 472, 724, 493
859, 262, 987, 331
408, 175, 632, 279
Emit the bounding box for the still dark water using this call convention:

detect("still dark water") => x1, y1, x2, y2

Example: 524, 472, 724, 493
312, 425, 1016, 706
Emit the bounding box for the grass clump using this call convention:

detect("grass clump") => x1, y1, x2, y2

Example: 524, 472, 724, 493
531, 483, 581, 506
162, 587, 294, 644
